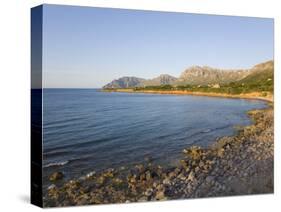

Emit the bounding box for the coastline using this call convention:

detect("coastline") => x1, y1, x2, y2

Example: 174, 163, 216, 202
44, 99, 274, 207
102, 89, 273, 103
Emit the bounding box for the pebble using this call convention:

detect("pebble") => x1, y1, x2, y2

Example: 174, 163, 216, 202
187, 171, 195, 182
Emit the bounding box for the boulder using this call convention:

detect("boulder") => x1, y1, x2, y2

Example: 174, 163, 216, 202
49, 171, 64, 182
155, 190, 167, 200
187, 171, 195, 182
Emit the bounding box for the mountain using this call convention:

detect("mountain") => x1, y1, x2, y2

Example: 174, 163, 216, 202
102, 77, 146, 89
177, 66, 250, 85
238, 60, 273, 84
103, 74, 177, 89
143, 74, 178, 86
103, 60, 273, 89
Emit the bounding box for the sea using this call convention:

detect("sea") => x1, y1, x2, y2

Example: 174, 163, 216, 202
42, 89, 266, 184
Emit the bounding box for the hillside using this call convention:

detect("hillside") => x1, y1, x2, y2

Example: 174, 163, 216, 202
239, 60, 273, 84
143, 74, 178, 86
103, 60, 274, 94
103, 74, 177, 89
178, 66, 250, 85
103, 77, 146, 89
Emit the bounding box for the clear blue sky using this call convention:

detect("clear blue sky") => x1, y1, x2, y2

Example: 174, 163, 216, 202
41, 4, 274, 88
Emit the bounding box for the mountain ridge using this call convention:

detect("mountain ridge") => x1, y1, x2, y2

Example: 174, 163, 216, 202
103, 60, 273, 89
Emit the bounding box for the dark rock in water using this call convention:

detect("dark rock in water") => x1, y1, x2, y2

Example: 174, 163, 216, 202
49, 171, 64, 182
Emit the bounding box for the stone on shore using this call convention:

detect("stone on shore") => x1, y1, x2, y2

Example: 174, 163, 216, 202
49, 171, 64, 182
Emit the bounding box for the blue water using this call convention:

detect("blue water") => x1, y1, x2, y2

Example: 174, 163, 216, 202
42, 89, 266, 181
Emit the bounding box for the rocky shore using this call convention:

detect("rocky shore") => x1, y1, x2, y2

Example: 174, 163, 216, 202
44, 105, 274, 207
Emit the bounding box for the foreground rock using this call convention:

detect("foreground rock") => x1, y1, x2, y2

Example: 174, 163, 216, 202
49, 172, 64, 182
44, 107, 273, 207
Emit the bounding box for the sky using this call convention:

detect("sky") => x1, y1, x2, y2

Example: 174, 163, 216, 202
40, 4, 274, 88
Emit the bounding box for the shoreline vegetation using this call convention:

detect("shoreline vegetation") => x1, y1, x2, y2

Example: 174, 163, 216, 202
102, 89, 273, 102
44, 94, 274, 207
102, 60, 274, 102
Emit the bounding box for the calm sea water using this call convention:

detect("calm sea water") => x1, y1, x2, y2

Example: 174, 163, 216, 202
42, 89, 266, 182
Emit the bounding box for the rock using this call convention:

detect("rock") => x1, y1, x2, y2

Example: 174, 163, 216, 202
199, 161, 204, 168
178, 173, 186, 181
155, 190, 166, 200
145, 171, 151, 180
217, 148, 225, 158
86, 171, 96, 179
227, 161, 233, 168
49, 171, 64, 182
190, 146, 202, 160
187, 171, 195, 182
168, 171, 176, 179
135, 164, 145, 172
144, 157, 152, 162
180, 160, 189, 169
47, 184, 59, 199
140, 173, 146, 181
138, 196, 148, 202
97, 176, 105, 185
205, 176, 215, 184
203, 164, 209, 172
113, 178, 123, 184
163, 178, 171, 185
153, 182, 158, 188
185, 166, 190, 172
183, 146, 202, 160
103, 168, 114, 178
183, 149, 189, 154
186, 183, 193, 193
174, 168, 181, 174
129, 176, 136, 183
144, 188, 153, 197
63, 180, 80, 192
156, 184, 164, 191
47, 184, 56, 190
155, 167, 163, 177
